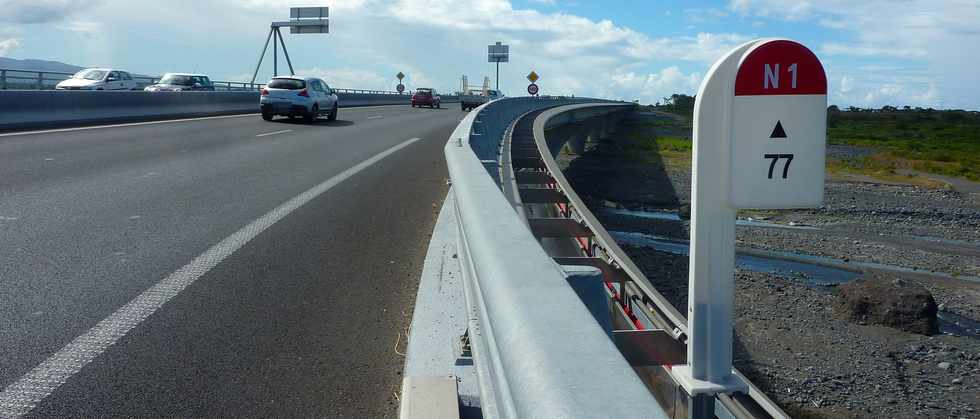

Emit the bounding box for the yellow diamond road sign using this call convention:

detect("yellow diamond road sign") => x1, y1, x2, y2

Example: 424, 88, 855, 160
396, 72, 405, 80
527, 71, 539, 83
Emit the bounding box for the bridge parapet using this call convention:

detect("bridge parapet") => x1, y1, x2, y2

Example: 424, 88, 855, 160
441, 97, 667, 418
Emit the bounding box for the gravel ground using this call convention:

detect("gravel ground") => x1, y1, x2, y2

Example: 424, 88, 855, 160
561, 118, 980, 418
627, 246, 980, 419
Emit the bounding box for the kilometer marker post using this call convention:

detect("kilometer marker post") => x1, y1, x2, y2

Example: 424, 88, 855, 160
674, 39, 827, 419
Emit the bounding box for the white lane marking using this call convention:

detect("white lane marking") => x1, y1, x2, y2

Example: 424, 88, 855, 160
0, 114, 255, 138
255, 129, 292, 137
0, 104, 411, 138
367, 115, 384, 120
0, 137, 422, 418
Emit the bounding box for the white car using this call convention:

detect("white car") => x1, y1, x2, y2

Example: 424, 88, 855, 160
260, 76, 339, 123
55, 68, 139, 91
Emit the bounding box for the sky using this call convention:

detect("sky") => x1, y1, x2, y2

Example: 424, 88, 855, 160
0, 0, 977, 109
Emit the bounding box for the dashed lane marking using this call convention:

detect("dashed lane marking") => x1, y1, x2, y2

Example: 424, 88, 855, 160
0, 137, 422, 418
255, 129, 292, 137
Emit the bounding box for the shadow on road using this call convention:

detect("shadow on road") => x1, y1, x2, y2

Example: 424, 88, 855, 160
267, 118, 355, 127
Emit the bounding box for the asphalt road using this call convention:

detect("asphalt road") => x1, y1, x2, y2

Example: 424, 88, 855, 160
0, 105, 459, 417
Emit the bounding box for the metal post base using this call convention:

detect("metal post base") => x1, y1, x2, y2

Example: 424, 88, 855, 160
688, 394, 715, 419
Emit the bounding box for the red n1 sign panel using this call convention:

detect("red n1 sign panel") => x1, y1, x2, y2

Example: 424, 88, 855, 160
730, 40, 828, 209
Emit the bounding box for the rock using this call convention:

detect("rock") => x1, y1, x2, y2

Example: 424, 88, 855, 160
938, 362, 951, 370
952, 378, 963, 384
834, 274, 939, 335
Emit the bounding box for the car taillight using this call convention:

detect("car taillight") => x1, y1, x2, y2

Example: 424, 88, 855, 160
261, 89, 269, 96
298, 89, 309, 97
412, 95, 417, 99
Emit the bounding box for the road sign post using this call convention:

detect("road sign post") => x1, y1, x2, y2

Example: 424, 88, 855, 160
673, 38, 827, 419
527, 71, 539, 96
396, 72, 405, 94
488, 42, 509, 91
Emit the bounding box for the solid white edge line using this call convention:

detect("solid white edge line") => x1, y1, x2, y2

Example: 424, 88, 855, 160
255, 129, 293, 137
0, 104, 412, 138
0, 137, 422, 418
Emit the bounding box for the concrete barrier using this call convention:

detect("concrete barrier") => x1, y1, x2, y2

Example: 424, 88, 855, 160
0, 90, 430, 132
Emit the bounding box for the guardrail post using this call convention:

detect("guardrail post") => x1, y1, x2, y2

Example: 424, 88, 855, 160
1, 70, 6, 90
37, 72, 44, 90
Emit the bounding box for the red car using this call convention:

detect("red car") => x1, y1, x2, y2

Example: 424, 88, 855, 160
411, 88, 441, 108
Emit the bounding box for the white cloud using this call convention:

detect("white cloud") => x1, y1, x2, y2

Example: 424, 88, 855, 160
609, 66, 703, 104
58, 21, 104, 35
297, 67, 388, 90
0, 38, 20, 56
820, 43, 926, 59
684, 8, 729, 24
838, 76, 852, 94
726, 0, 980, 108
0, 0, 97, 23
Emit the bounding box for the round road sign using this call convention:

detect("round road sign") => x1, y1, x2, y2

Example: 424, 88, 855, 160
396, 83, 405, 93
527, 83, 539, 96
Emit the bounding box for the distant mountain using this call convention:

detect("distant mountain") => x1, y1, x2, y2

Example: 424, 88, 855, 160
0, 57, 84, 74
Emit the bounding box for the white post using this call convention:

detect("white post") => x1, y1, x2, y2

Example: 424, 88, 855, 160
672, 41, 754, 405
674, 38, 827, 418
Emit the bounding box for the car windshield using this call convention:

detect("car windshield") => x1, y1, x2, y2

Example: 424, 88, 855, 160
158, 75, 194, 86
268, 78, 306, 90
416, 89, 432, 94
74, 70, 107, 81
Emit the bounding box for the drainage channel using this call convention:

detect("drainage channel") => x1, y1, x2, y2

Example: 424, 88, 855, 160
610, 230, 980, 339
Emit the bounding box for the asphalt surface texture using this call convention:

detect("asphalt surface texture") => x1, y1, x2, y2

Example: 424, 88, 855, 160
0, 105, 460, 417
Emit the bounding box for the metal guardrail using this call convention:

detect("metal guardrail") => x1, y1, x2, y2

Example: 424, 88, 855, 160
512, 104, 791, 419
0, 68, 408, 94
444, 97, 668, 418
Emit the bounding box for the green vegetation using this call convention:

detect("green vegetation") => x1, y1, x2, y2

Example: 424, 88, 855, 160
642, 94, 696, 118
623, 122, 693, 166
828, 106, 980, 181
635, 98, 980, 184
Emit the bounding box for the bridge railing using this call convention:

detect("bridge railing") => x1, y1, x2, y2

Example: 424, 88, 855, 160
0, 68, 411, 94
524, 104, 790, 419
443, 96, 668, 418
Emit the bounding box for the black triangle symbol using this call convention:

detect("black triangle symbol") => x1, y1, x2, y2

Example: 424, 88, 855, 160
770, 121, 788, 139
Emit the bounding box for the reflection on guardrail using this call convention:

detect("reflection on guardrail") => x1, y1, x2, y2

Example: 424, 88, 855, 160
443, 96, 669, 418
0, 68, 410, 95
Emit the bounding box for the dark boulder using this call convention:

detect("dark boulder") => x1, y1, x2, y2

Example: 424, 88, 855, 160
834, 274, 938, 335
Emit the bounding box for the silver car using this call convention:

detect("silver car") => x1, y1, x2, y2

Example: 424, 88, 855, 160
55, 68, 139, 91
260, 76, 339, 123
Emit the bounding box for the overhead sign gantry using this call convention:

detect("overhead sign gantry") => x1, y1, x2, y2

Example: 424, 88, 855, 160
251, 7, 330, 84
674, 38, 827, 419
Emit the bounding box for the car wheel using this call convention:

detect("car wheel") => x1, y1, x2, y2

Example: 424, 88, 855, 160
305, 105, 317, 123
328, 104, 338, 121
262, 112, 273, 121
